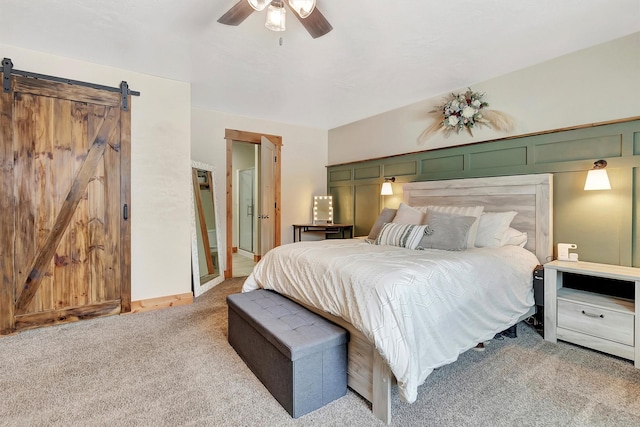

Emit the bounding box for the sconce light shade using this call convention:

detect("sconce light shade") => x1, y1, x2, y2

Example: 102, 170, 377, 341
265, 1, 286, 31
584, 160, 611, 191
380, 182, 393, 196
380, 177, 395, 195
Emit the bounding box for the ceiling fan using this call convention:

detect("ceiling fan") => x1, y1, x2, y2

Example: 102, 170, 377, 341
218, 0, 333, 39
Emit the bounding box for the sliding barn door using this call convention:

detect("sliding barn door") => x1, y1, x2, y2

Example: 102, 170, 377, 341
0, 76, 131, 334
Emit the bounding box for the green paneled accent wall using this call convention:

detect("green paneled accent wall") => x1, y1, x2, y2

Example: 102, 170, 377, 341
354, 184, 380, 237
330, 185, 353, 229
383, 161, 417, 177
328, 119, 640, 266
329, 169, 351, 182
553, 169, 631, 265
420, 155, 463, 174
354, 165, 381, 180
470, 146, 527, 170
534, 135, 622, 164
634, 168, 640, 268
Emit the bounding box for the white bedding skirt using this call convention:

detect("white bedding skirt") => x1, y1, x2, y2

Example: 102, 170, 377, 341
243, 239, 538, 403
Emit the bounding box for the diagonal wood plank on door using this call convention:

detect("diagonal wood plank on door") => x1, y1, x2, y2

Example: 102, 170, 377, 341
15, 106, 120, 314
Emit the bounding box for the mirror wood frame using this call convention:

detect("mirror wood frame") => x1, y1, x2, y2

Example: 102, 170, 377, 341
190, 160, 224, 297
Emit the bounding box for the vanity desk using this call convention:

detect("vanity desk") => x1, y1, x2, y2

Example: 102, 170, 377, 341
292, 224, 354, 242
544, 260, 640, 367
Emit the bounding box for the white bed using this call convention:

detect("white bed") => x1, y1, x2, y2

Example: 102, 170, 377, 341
243, 174, 553, 424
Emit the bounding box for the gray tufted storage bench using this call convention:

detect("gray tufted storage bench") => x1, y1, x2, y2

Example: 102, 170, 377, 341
227, 289, 348, 418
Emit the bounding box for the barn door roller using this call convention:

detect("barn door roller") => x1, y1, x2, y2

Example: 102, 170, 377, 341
2, 58, 12, 93
0, 57, 140, 110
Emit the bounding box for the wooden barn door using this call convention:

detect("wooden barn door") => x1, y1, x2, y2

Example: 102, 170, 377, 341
0, 75, 131, 334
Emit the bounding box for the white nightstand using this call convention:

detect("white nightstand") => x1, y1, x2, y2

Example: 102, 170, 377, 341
544, 260, 640, 367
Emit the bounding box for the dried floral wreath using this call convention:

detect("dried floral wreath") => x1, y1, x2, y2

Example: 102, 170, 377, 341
418, 88, 514, 144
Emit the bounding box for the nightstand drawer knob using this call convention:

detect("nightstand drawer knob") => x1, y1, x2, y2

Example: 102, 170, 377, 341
581, 310, 604, 319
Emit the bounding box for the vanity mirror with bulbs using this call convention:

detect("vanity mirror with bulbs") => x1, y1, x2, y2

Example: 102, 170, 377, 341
292, 195, 353, 242
313, 195, 333, 224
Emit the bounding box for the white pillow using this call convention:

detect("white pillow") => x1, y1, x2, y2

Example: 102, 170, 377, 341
376, 223, 431, 249
475, 211, 518, 248
415, 205, 484, 248
502, 227, 528, 247
392, 203, 425, 225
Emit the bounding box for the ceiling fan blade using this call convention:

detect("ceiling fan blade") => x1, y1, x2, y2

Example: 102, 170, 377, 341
218, 1, 255, 26
292, 7, 333, 38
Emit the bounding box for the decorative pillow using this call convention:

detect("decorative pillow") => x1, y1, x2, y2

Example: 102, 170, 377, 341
415, 205, 484, 248
475, 211, 518, 248
502, 227, 528, 247
376, 223, 432, 250
417, 210, 476, 251
392, 203, 425, 225
368, 208, 397, 240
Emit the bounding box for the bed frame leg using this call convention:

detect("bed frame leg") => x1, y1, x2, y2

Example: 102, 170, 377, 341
372, 350, 392, 424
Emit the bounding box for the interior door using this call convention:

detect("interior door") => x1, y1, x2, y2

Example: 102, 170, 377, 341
0, 75, 131, 335
224, 130, 281, 279
259, 136, 276, 257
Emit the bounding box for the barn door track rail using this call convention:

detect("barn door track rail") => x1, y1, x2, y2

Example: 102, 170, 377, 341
1, 57, 140, 110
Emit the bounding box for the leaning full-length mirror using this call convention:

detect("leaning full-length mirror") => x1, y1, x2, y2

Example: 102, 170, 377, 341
191, 161, 224, 297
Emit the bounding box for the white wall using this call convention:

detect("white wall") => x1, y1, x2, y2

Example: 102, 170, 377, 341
0, 43, 192, 301
328, 32, 640, 165
191, 109, 328, 264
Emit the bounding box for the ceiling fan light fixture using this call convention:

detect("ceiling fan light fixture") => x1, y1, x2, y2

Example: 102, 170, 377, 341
265, 1, 286, 31
288, 0, 316, 18
247, 0, 272, 12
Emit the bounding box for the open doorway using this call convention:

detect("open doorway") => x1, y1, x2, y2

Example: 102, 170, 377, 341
238, 167, 255, 254
232, 142, 257, 277
224, 130, 282, 279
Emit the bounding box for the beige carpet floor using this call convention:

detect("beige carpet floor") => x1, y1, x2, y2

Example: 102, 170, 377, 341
1, 277, 640, 426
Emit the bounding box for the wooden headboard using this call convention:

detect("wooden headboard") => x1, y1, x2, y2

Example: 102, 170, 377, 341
403, 174, 553, 264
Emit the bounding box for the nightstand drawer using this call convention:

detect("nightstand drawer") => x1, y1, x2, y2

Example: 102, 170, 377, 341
557, 299, 634, 346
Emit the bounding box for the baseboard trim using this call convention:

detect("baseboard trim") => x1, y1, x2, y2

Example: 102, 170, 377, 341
127, 292, 193, 314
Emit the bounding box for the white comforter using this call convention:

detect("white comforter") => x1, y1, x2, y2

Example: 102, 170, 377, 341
242, 239, 538, 403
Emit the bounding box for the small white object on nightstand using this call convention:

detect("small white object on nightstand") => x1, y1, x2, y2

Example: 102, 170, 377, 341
557, 243, 578, 261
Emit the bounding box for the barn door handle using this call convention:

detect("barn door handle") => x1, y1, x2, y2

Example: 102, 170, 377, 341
123, 204, 129, 220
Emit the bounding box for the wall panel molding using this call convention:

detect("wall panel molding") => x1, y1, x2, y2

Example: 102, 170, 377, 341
328, 119, 640, 266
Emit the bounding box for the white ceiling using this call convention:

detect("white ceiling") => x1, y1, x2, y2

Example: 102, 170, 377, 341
0, 0, 638, 129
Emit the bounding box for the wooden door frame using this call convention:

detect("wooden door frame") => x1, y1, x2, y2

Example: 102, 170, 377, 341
225, 129, 282, 279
